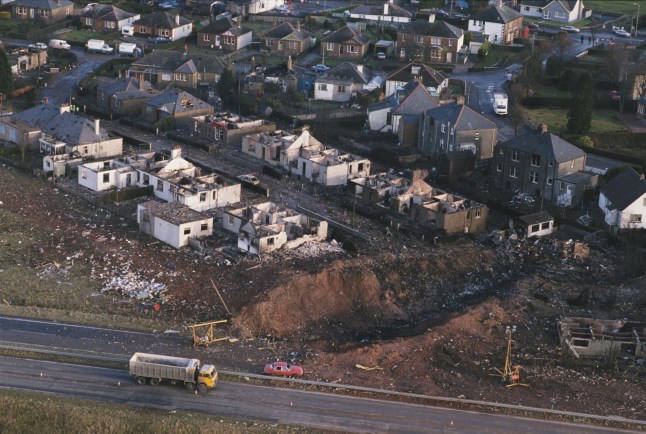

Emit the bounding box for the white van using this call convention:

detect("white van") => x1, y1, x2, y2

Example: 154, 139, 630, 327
49, 39, 71, 50
122, 25, 134, 37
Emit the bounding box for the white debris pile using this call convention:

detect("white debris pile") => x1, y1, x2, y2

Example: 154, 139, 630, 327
100, 272, 167, 300
291, 240, 344, 258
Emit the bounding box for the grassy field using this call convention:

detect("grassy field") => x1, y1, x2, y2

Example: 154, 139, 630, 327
585, 1, 645, 16
524, 109, 629, 133
0, 389, 317, 434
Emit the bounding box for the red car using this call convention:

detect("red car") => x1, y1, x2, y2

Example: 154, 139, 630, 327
264, 362, 303, 378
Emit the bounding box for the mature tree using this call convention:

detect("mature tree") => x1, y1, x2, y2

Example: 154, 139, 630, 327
507, 82, 527, 136
217, 67, 236, 108
567, 71, 594, 134
0, 48, 13, 97
464, 32, 473, 47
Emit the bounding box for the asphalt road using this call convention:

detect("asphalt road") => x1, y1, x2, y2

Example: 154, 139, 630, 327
0, 355, 629, 434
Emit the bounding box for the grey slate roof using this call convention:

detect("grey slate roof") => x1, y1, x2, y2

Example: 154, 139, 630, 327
11, 0, 71, 9
392, 81, 438, 115
80, 5, 137, 21
315, 62, 373, 86
600, 167, 646, 211
400, 19, 464, 39
471, 5, 522, 24
519, 211, 553, 225
368, 92, 398, 113
321, 26, 370, 45
14, 105, 111, 145
199, 17, 251, 37
134, 11, 191, 29
145, 89, 212, 114
387, 63, 447, 88
501, 131, 585, 163
424, 102, 497, 131
97, 77, 158, 101
131, 49, 225, 75
262, 22, 311, 41
521, 0, 578, 11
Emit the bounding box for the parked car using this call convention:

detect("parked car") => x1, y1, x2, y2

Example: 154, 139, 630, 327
28, 42, 47, 51
49, 39, 71, 50
560, 26, 580, 33
264, 362, 303, 378
237, 174, 260, 186
610, 90, 621, 101
376, 52, 386, 60
311, 64, 329, 72
614, 29, 631, 38
525, 22, 539, 29
149, 36, 171, 44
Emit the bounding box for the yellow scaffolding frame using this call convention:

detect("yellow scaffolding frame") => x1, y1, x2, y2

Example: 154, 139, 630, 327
189, 320, 228, 347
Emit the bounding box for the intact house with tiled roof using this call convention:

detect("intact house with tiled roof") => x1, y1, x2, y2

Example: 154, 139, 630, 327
96, 76, 158, 116
261, 21, 313, 56
127, 49, 225, 88
491, 123, 597, 206
314, 62, 379, 102
138, 200, 213, 249
142, 88, 213, 124
320, 26, 370, 59
468, 4, 523, 45
397, 15, 465, 63
197, 17, 252, 52
418, 98, 498, 174
133, 11, 192, 41
348, 1, 412, 26
598, 167, 646, 232
80, 4, 140, 32
368, 80, 440, 138
519, 0, 588, 24
10, 0, 72, 23
385, 62, 448, 97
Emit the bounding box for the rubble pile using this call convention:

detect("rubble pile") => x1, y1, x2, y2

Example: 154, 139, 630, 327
290, 240, 345, 258
100, 272, 167, 300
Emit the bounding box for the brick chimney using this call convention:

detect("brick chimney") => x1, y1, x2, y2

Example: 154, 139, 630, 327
296, 21, 301, 31
138, 73, 144, 90
539, 123, 548, 134
456, 95, 465, 105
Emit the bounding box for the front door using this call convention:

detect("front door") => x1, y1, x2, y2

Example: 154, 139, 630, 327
30, 8, 34, 18
446, 52, 452, 63
339, 45, 344, 55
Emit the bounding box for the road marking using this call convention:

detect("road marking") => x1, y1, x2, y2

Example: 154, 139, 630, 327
0, 316, 154, 336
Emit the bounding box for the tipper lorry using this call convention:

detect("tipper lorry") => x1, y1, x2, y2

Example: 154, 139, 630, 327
129, 352, 218, 393
85, 39, 114, 54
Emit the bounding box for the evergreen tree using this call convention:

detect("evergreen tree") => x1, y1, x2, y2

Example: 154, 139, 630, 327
567, 71, 593, 134
0, 48, 13, 97
217, 67, 235, 108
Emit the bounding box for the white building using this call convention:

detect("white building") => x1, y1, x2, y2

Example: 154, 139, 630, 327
598, 168, 646, 232
241, 129, 323, 170
348, 1, 412, 25
137, 200, 213, 249
78, 158, 138, 192
467, 5, 523, 45
314, 62, 380, 103
248, 0, 285, 14
297, 148, 371, 186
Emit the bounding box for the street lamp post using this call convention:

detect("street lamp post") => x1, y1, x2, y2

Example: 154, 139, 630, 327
635, 2, 640, 38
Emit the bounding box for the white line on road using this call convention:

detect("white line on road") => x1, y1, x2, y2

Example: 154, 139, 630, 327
0, 316, 154, 336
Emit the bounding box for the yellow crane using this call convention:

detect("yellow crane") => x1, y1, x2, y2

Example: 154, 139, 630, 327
189, 320, 228, 347
492, 325, 529, 388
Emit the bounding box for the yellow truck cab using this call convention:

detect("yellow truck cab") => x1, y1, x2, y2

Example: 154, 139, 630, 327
198, 364, 218, 388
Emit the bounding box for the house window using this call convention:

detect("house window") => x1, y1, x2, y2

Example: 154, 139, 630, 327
223, 36, 235, 45
103, 173, 109, 183
16, 6, 26, 14
547, 177, 553, 185
288, 41, 297, 49
531, 155, 540, 166
541, 222, 550, 230
266, 39, 274, 46
448, 39, 452, 46
496, 163, 502, 172
227, 215, 234, 224
475, 209, 481, 218
200, 192, 206, 202
139, 26, 146, 33
326, 42, 334, 51
643, 198, 646, 206
475, 132, 480, 140
529, 171, 538, 184
430, 37, 440, 45
499, 147, 504, 155
511, 150, 519, 161
267, 237, 274, 245
347, 45, 358, 53
143, 174, 149, 185
629, 214, 642, 223
201, 223, 208, 231
548, 160, 554, 167
510, 167, 518, 178
85, 18, 92, 25
106, 21, 114, 29
524, 6, 530, 11
338, 85, 346, 93
441, 124, 445, 133
530, 224, 540, 233
203, 34, 210, 42
176, 73, 187, 82
401, 34, 406, 42
440, 138, 444, 146
184, 228, 191, 235
414, 35, 424, 44
318, 83, 327, 91
157, 179, 163, 191
560, 182, 565, 190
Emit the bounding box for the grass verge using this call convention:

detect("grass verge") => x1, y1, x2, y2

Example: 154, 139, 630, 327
524, 109, 628, 133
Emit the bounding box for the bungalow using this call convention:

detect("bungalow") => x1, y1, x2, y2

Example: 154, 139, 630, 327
138, 200, 213, 249
133, 11, 193, 41
468, 4, 523, 45
598, 167, 646, 232
397, 15, 464, 63
261, 21, 313, 56
197, 17, 252, 52
348, 1, 412, 26
320, 26, 370, 59
385, 62, 448, 97
96, 76, 158, 116
127, 49, 225, 88
314, 62, 378, 102
11, 0, 72, 23
519, 0, 588, 24
80, 4, 140, 32
142, 88, 213, 125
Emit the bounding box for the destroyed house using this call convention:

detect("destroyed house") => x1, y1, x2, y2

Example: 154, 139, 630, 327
241, 129, 323, 169
133, 146, 240, 211
297, 148, 371, 187
350, 171, 411, 208
192, 112, 276, 147
222, 202, 328, 255
78, 156, 139, 192
558, 317, 646, 358
137, 200, 213, 249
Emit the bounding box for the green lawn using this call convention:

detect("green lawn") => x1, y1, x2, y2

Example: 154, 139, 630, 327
585, 0, 644, 16
59, 28, 121, 44
524, 109, 628, 133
